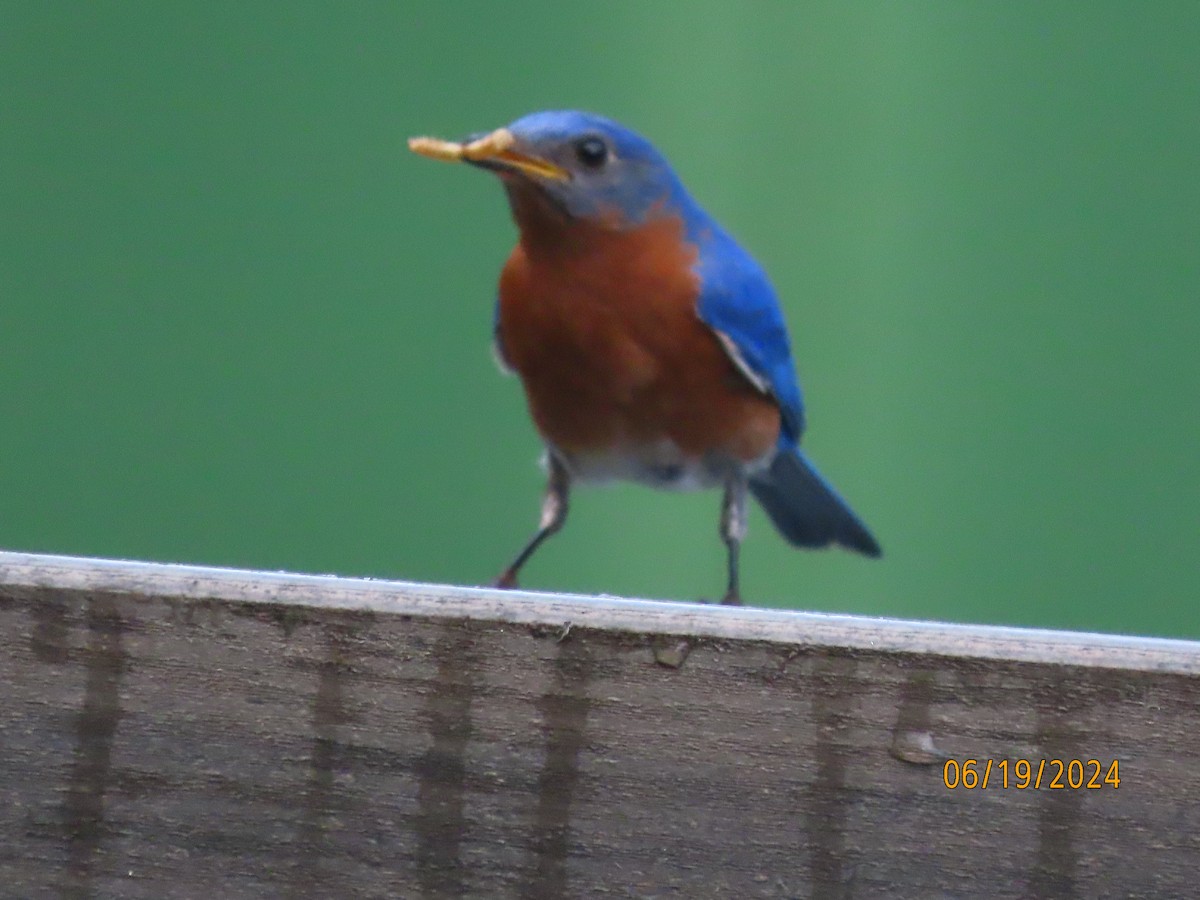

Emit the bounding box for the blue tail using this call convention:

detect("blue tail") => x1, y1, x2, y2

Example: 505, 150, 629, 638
749, 448, 881, 557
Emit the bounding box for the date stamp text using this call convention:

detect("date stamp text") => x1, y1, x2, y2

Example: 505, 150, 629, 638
943, 758, 1120, 790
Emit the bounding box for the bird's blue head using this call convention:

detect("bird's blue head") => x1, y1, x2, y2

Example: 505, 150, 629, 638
460, 110, 697, 229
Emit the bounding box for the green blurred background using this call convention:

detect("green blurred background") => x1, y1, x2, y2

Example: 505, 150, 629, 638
3, 3, 1197, 636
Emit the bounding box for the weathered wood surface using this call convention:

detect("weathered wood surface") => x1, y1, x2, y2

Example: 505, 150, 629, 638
2, 551, 1198, 899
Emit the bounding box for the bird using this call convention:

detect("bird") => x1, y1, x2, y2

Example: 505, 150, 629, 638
409, 110, 880, 605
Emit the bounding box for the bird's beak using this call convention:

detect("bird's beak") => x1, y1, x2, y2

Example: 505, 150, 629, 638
408, 128, 570, 181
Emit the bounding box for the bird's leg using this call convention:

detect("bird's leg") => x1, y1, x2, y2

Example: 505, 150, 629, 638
719, 473, 749, 605
493, 453, 571, 589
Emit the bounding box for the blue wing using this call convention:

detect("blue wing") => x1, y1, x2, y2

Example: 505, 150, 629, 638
693, 228, 805, 445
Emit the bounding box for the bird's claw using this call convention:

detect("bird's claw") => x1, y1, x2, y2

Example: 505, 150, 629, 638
492, 569, 519, 590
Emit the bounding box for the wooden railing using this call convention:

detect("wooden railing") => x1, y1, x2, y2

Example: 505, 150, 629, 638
2, 550, 1196, 897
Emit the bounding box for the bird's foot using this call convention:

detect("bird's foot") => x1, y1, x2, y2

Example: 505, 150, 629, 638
720, 589, 743, 606
492, 569, 519, 589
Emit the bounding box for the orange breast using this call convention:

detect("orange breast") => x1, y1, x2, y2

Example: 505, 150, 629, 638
496, 211, 780, 469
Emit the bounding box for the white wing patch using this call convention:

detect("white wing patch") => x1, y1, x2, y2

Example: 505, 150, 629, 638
491, 335, 515, 375
711, 327, 770, 395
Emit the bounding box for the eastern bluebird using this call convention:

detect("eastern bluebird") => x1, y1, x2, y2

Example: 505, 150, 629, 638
410, 111, 880, 605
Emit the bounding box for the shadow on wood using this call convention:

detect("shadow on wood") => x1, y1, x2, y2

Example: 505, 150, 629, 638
1, 551, 1198, 898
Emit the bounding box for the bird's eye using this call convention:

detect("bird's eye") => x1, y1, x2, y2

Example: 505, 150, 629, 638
575, 137, 609, 169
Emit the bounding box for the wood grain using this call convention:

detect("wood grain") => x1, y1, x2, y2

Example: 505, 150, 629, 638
1, 551, 1197, 898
